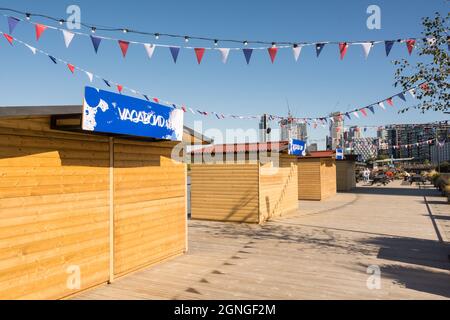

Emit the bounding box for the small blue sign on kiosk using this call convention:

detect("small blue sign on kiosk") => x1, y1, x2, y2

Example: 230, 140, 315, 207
336, 148, 344, 160
288, 139, 306, 156
82, 86, 184, 141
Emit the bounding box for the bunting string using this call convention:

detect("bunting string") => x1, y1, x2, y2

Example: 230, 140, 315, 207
3, 7, 448, 48
0, 30, 431, 124
2, 12, 449, 66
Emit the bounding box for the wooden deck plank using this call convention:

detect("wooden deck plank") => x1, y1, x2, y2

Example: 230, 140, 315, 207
74, 181, 450, 300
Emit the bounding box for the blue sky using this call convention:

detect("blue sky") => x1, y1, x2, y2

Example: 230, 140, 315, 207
0, 0, 448, 147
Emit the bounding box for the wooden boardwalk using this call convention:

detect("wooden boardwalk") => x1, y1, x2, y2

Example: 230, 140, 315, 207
75, 181, 450, 299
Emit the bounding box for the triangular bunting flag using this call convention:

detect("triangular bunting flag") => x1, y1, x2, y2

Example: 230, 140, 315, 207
144, 43, 155, 59
194, 48, 205, 64
3, 33, 13, 45
218, 48, 230, 63
153, 98, 159, 103
103, 79, 111, 87
406, 39, 415, 55
339, 42, 348, 60
48, 55, 57, 64
118, 40, 130, 58
8, 16, 20, 34
352, 111, 360, 118
408, 88, 416, 98
169, 47, 180, 63
67, 63, 75, 74
90, 36, 102, 53
420, 83, 429, 91
292, 46, 302, 62
35, 24, 47, 41
267, 47, 278, 63
361, 42, 373, 59
316, 43, 325, 57
117, 85, 123, 93
378, 102, 386, 110
25, 44, 36, 54
62, 30, 74, 48
345, 113, 351, 120
386, 98, 394, 106
360, 108, 368, 117
385, 40, 394, 56
243, 48, 253, 64
85, 71, 93, 82
143, 94, 149, 101
397, 92, 406, 101
367, 105, 375, 114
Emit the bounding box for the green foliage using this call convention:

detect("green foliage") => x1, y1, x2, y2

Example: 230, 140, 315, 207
393, 12, 449, 112
439, 161, 450, 173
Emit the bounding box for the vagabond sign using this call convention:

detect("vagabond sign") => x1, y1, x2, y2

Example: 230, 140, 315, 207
82, 86, 184, 141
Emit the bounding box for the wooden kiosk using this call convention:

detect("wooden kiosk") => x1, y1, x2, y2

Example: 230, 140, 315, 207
336, 155, 357, 191
297, 151, 337, 200
0, 103, 209, 299
190, 142, 299, 224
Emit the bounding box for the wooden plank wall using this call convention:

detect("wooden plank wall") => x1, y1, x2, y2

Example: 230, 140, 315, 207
0, 116, 110, 299
113, 139, 186, 276
320, 158, 337, 199
336, 161, 356, 191
297, 158, 322, 200
259, 163, 298, 223
190, 164, 260, 223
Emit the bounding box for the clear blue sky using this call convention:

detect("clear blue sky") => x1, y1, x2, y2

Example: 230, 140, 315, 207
0, 0, 448, 147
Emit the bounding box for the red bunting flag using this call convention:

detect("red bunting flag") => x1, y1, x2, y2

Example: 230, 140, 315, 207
386, 98, 394, 106
3, 33, 13, 45
406, 39, 416, 55
35, 24, 47, 41
267, 47, 278, 63
118, 40, 130, 58
420, 83, 429, 92
153, 98, 159, 103
360, 108, 367, 117
194, 48, 205, 64
339, 42, 348, 60
117, 85, 123, 93
181, 106, 187, 112
67, 63, 75, 74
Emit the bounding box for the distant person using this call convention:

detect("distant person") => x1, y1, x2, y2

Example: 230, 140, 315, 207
404, 171, 411, 181
363, 168, 370, 184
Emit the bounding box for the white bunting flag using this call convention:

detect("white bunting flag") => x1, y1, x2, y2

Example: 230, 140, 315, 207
329, 117, 334, 123
62, 30, 75, 48
378, 102, 386, 110
85, 71, 93, 82
144, 43, 155, 59
352, 111, 360, 118
25, 44, 37, 54
188, 107, 195, 114
408, 88, 416, 98
292, 46, 302, 62
218, 48, 230, 64
361, 42, 373, 59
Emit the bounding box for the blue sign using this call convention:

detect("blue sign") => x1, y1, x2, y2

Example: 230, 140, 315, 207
336, 148, 344, 160
288, 139, 306, 156
82, 86, 184, 141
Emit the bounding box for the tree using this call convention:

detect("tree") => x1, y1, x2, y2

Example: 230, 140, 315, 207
393, 12, 449, 112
